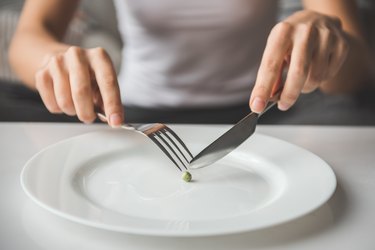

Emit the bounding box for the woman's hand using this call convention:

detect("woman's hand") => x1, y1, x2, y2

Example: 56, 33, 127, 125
35, 46, 123, 127
249, 10, 349, 113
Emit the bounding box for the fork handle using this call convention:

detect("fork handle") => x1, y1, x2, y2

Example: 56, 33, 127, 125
96, 112, 136, 131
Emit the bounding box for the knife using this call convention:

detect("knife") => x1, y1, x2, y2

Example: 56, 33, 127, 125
189, 94, 280, 169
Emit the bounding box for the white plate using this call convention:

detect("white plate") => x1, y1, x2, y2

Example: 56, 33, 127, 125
21, 127, 336, 237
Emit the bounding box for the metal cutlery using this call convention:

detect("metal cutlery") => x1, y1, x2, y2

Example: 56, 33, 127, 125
189, 95, 280, 169
97, 113, 194, 172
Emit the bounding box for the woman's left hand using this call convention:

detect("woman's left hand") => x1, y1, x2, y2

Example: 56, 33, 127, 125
249, 10, 349, 113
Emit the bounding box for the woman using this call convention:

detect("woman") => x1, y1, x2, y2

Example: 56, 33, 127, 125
9, 0, 368, 126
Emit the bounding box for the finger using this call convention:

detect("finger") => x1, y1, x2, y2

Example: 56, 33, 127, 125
250, 22, 293, 113
329, 16, 342, 30
90, 77, 103, 108
35, 69, 62, 114
87, 47, 123, 127
66, 47, 96, 123
306, 28, 335, 85
325, 30, 349, 79
49, 55, 76, 116
279, 24, 315, 110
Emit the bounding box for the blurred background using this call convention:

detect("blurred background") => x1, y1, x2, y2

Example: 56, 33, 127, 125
0, 0, 374, 124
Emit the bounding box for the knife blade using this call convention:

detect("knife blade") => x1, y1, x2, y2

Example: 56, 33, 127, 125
189, 97, 279, 169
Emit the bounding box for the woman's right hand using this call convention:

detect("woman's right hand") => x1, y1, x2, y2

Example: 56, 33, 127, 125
35, 46, 123, 127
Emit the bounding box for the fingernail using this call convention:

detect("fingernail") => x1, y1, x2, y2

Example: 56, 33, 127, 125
109, 113, 122, 128
251, 97, 266, 113
278, 102, 291, 111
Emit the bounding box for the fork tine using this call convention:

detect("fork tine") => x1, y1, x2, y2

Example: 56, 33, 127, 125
162, 129, 192, 164
154, 131, 188, 170
149, 134, 183, 171
96, 112, 192, 171
163, 127, 194, 158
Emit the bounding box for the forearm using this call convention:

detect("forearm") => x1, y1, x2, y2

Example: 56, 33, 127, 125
9, 28, 70, 89
8, 0, 79, 89
303, 0, 371, 94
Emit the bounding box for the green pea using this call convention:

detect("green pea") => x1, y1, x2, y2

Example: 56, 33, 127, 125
182, 171, 192, 182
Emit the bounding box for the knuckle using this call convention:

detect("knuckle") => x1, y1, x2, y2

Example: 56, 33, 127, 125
73, 84, 91, 97
296, 23, 310, 32
296, 23, 316, 38
35, 70, 48, 85
340, 38, 350, 53
66, 46, 89, 67
309, 73, 321, 83
49, 54, 64, 67
268, 22, 293, 43
326, 32, 336, 46
67, 46, 82, 55
47, 104, 61, 114
282, 91, 299, 104
291, 63, 308, 79
92, 47, 109, 58
330, 16, 342, 28
263, 58, 281, 74
105, 98, 120, 110
100, 74, 117, 87
319, 27, 331, 40
35, 80, 46, 92
273, 21, 293, 35
253, 84, 270, 98
57, 96, 73, 111
302, 83, 318, 93
78, 112, 96, 123
35, 70, 43, 82
104, 99, 122, 114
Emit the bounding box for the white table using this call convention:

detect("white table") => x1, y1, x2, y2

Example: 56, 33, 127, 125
1, 123, 374, 250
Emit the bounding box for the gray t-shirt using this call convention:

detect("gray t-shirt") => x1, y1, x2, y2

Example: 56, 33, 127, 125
114, 0, 278, 108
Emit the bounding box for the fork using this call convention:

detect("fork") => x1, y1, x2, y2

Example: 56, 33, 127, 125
97, 113, 193, 172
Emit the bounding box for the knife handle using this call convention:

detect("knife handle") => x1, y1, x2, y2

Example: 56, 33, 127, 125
259, 89, 281, 116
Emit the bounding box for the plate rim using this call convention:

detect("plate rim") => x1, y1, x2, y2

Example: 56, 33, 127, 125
20, 129, 337, 237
